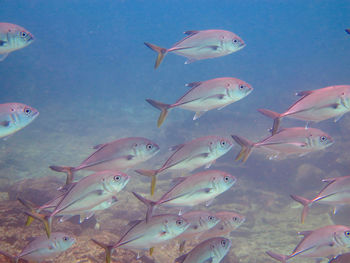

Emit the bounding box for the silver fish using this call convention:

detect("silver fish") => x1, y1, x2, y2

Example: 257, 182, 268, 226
258, 85, 350, 134
0, 103, 39, 139
0, 23, 34, 61
147, 77, 252, 127
50, 137, 159, 185
92, 214, 189, 263
145, 29, 245, 69
199, 211, 246, 240
175, 237, 231, 263
176, 211, 220, 252
232, 127, 334, 163
291, 175, 350, 223
24, 170, 130, 237
133, 170, 236, 221
135, 135, 233, 195
266, 225, 350, 263
0, 232, 75, 262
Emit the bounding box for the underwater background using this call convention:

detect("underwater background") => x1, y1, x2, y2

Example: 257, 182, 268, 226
1, 0, 350, 262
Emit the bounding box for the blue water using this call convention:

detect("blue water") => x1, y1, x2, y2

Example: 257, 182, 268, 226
1, 1, 350, 262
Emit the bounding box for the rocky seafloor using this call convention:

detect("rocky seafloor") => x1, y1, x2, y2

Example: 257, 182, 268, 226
1, 104, 350, 263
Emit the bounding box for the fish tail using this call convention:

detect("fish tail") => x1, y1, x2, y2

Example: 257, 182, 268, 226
24, 210, 52, 238
257, 109, 282, 135
91, 239, 114, 263
132, 192, 156, 222
231, 135, 254, 163
49, 165, 75, 185
146, 99, 171, 127
17, 197, 38, 226
144, 42, 168, 69
134, 169, 158, 196
266, 251, 289, 263
290, 195, 311, 224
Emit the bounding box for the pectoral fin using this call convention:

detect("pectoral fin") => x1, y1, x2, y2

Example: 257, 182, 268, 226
193, 111, 206, 120
185, 58, 197, 64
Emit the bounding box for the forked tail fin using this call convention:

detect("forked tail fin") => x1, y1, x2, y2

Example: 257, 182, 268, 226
17, 197, 38, 226
266, 251, 289, 263
144, 42, 168, 69
134, 169, 158, 196
24, 210, 52, 238
290, 195, 312, 224
231, 135, 255, 163
91, 239, 114, 263
132, 192, 157, 222
146, 99, 171, 127
49, 166, 75, 185
257, 109, 282, 135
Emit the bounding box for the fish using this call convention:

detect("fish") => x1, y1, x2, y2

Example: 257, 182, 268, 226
23, 170, 130, 237
135, 135, 233, 195
232, 127, 334, 163
329, 252, 350, 262
346, 29, 350, 35
133, 170, 236, 221
266, 225, 350, 263
199, 211, 246, 240
92, 214, 189, 263
145, 29, 245, 69
258, 85, 350, 134
174, 237, 231, 263
0, 103, 39, 139
0, 23, 34, 61
50, 137, 159, 185
175, 211, 220, 252
146, 77, 253, 127
291, 175, 350, 223
0, 232, 75, 262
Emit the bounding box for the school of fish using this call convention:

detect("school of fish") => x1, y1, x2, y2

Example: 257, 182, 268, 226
1, 21, 350, 263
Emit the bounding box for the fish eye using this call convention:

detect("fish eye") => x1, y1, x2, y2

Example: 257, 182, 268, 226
239, 85, 245, 90
233, 217, 238, 221
224, 176, 230, 182
220, 140, 226, 147
113, 175, 121, 181
146, 143, 153, 150
23, 108, 31, 114
345, 231, 350, 236
208, 216, 214, 220
63, 236, 70, 241
233, 39, 238, 43
176, 219, 183, 226
20, 31, 27, 38
320, 136, 327, 142
221, 240, 227, 247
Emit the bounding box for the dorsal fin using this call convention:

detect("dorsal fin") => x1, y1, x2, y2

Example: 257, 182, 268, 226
169, 144, 184, 152
185, 81, 202, 88
174, 253, 188, 263
93, 143, 106, 150
296, 90, 313, 97
184, 30, 199, 36
322, 177, 338, 183
298, 230, 313, 237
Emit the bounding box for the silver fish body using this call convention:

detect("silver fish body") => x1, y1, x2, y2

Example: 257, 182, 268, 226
232, 127, 334, 162
50, 137, 159, 185
266, 225, 350, 262
133, 170, 236, 222
145, 29, 245, 69
259, 85, 350, 134
0, 23, 34, 61
175, 237, 231, 263
199, 211, 246, 239
291, 175, 350, 223
147, 77, 252, 127
0, 232, 75, 262
0, 103, 39, 139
